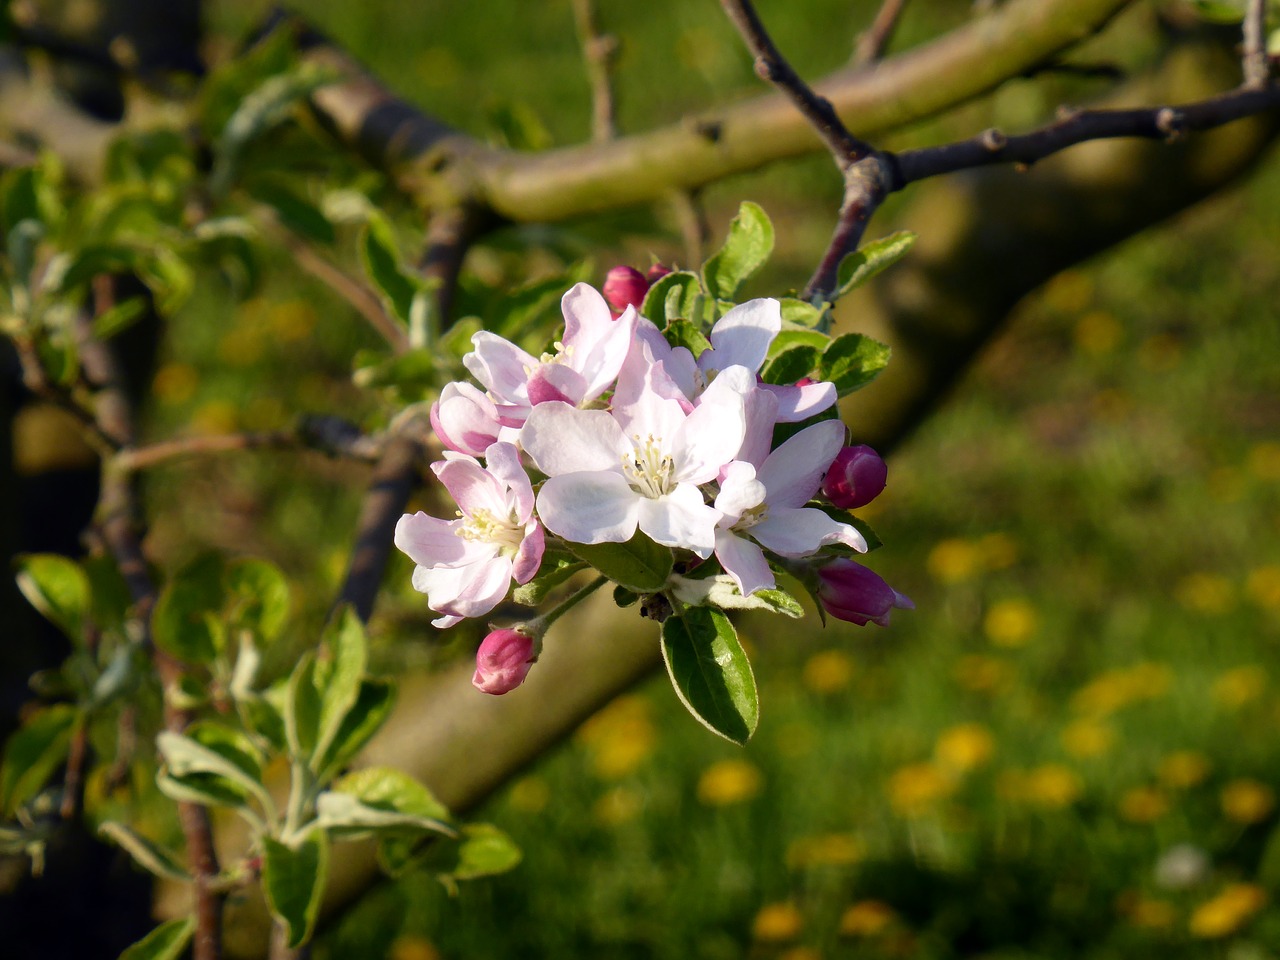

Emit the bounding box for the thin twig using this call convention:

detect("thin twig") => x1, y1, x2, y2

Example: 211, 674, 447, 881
853, 0, 909, 67
669, 190, 710, 266
572, 0, 619, 142
13, 338, 122, 456
720, 0, 871, 169
1243, 0, 1270, 89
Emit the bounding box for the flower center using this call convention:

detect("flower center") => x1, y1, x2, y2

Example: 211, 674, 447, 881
622, 434, 676, 499
457, 507, 525, 555
733, 503, 769, 531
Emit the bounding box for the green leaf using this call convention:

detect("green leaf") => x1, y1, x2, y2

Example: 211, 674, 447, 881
640, 271, 701, 325
152, 555, 225, 665
702, 202, 775, 301
761, 345, 820, 386
98, 822, 190, 882
136, 247, 196, 315
224, 558, 291, 644
767, 328, 829, 358
262, 831, 329, 949
284, 653, 322, 762
510, 549, 587, 607
316, 766, 454, 838
315, 791, 455, 838
661, 606, 759, 745
1189, 0, 1246, 23
431, 823, 522, 881
312, 679, 396, 780
778, 297, 828, 328
89, 644, 139, 710
1, 704, 77, 816
820, 333, 891, 396
312, 606, 368, 773
351, 348, 439, 395
360, 213, 420, 327
118, 916, 195, 960
833, 231, 916, 300
663, 319, 712, 358
15, 554, 90, 643
565, 532, 673, 593
156, 727, 272, 813
91, 296, 148, 340
245, 176, 335, 245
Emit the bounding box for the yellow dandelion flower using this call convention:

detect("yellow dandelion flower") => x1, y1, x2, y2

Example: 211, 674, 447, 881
593, 786, 643, 827
928, 539, 981, 584
1071, 663, 1172, 716
1246, 565, 1280, 610
977, 533, 1019, 570
839, 900, 898, 937
152, 362, 199, 406
190, 400, 239, 435
934, 724, 995, 774
1119, 786, 1168, 824
1158, 751, 1211, 789
577, 695, 655, 780
389, 935, 440, 960
1024, 764, 1083, 808
1221, 779, 1275, 824
954, 655, 1012, 694
507, 776, 550, 814
984, 599, 1039, 648
1248, 441, 1280, 482
1212, 665, 1267, 709
779, 948, 821, 960
1061, 720, 1114, 759
697, 759, 763, 807
786, 833, 863, 870
802, 649, 855, 695
1189, 884, 1266, 938
1074, 309, 1122, 355
752, 901, 804, 941
1176, 573, 1236, 615
887, 763, 954, 817
217, 325, 265, 367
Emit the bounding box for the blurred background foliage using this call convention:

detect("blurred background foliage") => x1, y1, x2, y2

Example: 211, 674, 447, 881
12, 0, 1280, 956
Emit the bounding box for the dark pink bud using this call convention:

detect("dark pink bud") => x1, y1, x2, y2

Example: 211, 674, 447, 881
816, 559, 913, 627
822, 445, 887, 510
472, 628, 538, 695
645, 263, 671, 283
603, 266, 649, 317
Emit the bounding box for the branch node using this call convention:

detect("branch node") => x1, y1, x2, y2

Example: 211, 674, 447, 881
980, 127, 1008, 152
1155, 106, 1186, 141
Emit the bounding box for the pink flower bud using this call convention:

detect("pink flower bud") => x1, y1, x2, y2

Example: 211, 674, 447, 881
472, 628, 538, 695
645, 263, 671, 283
822, 445, 887, 510
816, 559, 913, 627
602, 266, 650, 317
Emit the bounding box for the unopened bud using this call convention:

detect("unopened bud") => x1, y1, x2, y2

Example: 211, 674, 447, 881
472, 627, 538, 695
822, 444, 887, 510
816, 559, 913, 627
602, 265, 649, 317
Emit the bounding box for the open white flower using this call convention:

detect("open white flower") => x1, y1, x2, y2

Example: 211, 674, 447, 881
521, 365, 753, 558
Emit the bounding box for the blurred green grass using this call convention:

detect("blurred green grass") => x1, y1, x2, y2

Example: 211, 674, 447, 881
156, 2, 1280, 957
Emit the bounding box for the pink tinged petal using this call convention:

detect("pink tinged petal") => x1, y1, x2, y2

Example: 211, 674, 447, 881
762, 380, 838, 422
536, 472, 640, 544
737, 384, 780, 468
714, 461, 766, 525
751, 507, 867, 557
673, 366, 750, 484
482, 441, 535, 521
635, 483, 720, 558
511, 520, 545, 584
757, 419, 849, 509
521, 403, 629, 476
413, 556, 513, 622
702, 298, 781, 374
394, 512, 479, 568
463, 332, 537, 405
559, 282, 616, 355
432, 455, 509, 518
432, 613, 463, 629
431, 382, 500, 457
526, 363, 585, 406
577, 305, 637, 401
714, 529, 776, 596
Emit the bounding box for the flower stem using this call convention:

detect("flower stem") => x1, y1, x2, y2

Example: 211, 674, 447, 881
531, 575, 608, 633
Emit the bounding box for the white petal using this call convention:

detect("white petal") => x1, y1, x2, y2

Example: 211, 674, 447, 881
757, 419, 847, 509
415, 556, 513, 620
432, 456, 508, 518
737, 384, 780, 468
521, 403, 628, 476
703, 298, 780, 374
673, 366, 749, 483
636, 483, 720, 558
463, 332, 536, 404
752, 507, 867, 557
526, 364, 585, 406
536, 472, 640, 544
763, 380, 838, 422
482, 441, 534, 521
512, 521, 545, 584
714, 460, 765, 524
714, 529, 776, 596
394, 512, 482, 568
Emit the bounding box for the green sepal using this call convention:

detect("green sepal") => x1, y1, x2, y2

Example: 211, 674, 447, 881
565, 532, 673, 593
661, 605, 759, 745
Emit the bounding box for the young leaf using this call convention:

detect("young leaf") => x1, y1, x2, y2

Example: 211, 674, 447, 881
640, 271, 701, 325
15, 554, 90, 643
91, 296, 148, 340
284, 654, 322, 762
152, 555, 225, 666
311, 606, 368, 773
661, 606, 759, 744
663, 319, 712, 358
778, 297, 828, 328
820, 333, 892, 396
703, 201, 775, 301
834, 230, 916, 300
565, 532, 673, 593
429, 823, 522, 881
98, 822, 191, 882
761, 345, 821, 386
311, 679, 396, 781
359, 212, 421, 327
245, 176, 335, 245
766, 328, 829, 359
156, 728, 272, 814
314, 791, 455, 838
224, 558, 291, 644
118, 916, 195, 960
262, 831, 329, 949
1, 703, 77, 816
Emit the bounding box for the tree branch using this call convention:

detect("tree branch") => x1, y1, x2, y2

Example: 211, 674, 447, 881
1242, 0, 1270, 89
571, 0, 618, 142
853, 0, 909, 67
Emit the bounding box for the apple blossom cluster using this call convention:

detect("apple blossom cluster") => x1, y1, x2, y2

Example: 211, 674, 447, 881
395, 274, 910, 697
